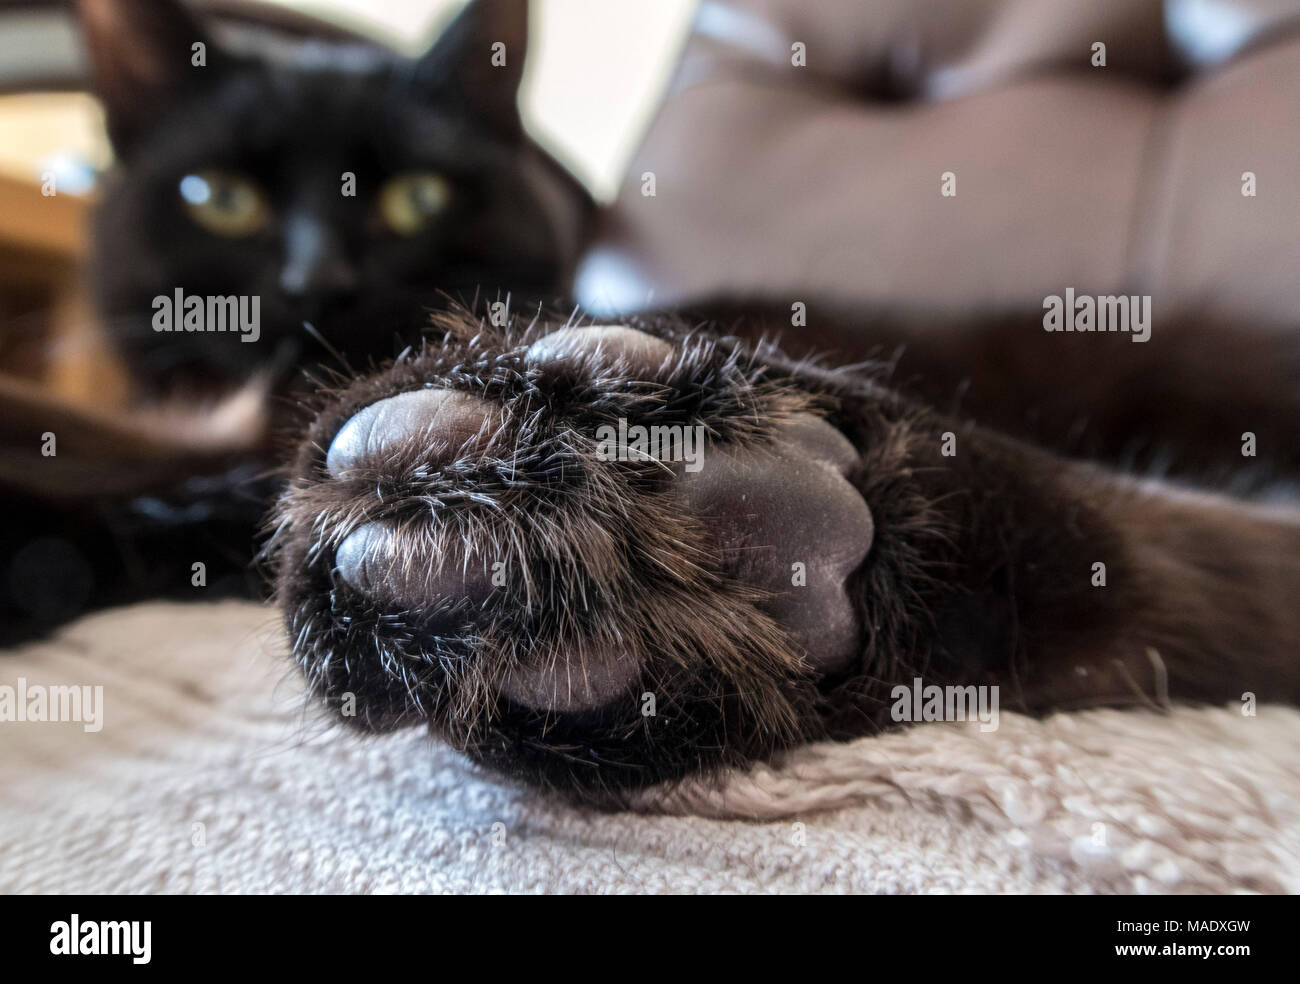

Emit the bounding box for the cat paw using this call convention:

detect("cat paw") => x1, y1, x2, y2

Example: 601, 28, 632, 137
272, 313, 874, 795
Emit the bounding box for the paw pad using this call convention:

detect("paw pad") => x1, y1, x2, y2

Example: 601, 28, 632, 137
282, 320, 872, 741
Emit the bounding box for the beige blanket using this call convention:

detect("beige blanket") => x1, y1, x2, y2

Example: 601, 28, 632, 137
1, 601, 1296, 893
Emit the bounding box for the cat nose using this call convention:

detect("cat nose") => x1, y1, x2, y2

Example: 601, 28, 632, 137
279, 215, 358, 298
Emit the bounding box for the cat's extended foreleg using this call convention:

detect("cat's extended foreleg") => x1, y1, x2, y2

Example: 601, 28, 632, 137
270, 312, 1300, 798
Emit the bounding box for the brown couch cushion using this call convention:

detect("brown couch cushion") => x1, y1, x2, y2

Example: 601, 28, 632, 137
578, 0, 1300, 329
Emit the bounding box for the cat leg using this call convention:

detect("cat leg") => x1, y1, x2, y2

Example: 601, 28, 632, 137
271, 311, 1300, 799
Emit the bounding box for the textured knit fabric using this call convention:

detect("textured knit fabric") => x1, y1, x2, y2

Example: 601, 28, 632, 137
1, 600, 1296, 894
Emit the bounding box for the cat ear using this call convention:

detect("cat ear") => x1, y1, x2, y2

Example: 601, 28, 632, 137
76, 0, 229, 152
413, 0, 529, 137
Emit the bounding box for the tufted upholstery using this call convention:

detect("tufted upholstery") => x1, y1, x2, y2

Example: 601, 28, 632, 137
577, 0, 1300, 330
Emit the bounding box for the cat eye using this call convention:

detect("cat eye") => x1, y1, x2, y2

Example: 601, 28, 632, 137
378, 172, 452, 236
178, 170, 270, 238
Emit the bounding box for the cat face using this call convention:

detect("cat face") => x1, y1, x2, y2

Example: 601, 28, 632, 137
78, 0, 592, 392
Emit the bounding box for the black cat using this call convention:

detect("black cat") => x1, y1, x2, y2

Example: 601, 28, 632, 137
2, 0, 1297, 804
79, 0, 590, 392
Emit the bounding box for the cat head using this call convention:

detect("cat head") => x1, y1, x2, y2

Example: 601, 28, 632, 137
77, 0, 593, 392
